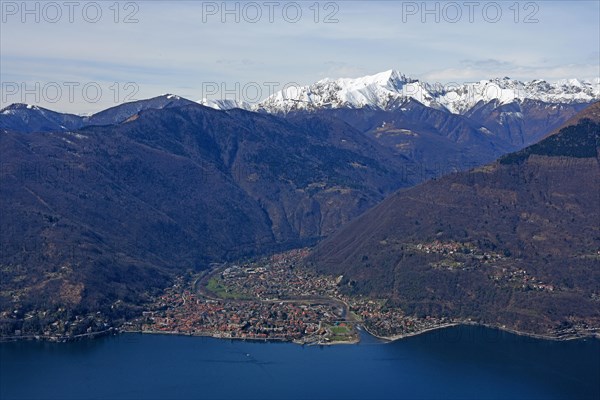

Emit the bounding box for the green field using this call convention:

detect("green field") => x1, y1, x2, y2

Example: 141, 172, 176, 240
328, 324, 355, 342
330, 325, 352, 335
205, 277, 250, 300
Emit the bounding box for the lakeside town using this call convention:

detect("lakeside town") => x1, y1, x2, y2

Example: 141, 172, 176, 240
122, 248, 452, 344
0, 246, 475, 343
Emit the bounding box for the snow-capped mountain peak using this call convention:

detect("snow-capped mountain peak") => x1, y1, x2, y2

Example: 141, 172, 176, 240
257, 69, 432, 113
1, 103, 41, 113
323, 69, 409, 90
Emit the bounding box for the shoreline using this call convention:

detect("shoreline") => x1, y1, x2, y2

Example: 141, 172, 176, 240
2, 322, 598, 345
460, 321, 600, 342
362, 323, 461, 342
364, 321, 599, 343
0, 328, 115, 343
105, 323, 600, 345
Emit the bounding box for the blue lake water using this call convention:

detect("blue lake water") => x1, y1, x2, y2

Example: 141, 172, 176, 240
1, 325, 598, 400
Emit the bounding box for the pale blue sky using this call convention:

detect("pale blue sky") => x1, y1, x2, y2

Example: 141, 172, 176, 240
1, 0, 598, 113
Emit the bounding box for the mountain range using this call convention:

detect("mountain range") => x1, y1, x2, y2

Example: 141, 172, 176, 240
3, 70, 596, 170
0, 95, 195, 133
3, 70, 598, 130
253, 70, 599, 114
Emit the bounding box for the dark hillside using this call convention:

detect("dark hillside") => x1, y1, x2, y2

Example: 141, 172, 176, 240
311, 103, 600, 335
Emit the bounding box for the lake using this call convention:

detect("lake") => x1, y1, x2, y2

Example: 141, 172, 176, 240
1, 325, 598, 400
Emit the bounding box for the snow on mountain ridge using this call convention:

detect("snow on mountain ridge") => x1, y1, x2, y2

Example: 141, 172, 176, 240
252, 70, 600, 115
198, 98, 251, 110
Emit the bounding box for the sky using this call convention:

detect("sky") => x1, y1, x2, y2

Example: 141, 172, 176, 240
1, 0, 599, 113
